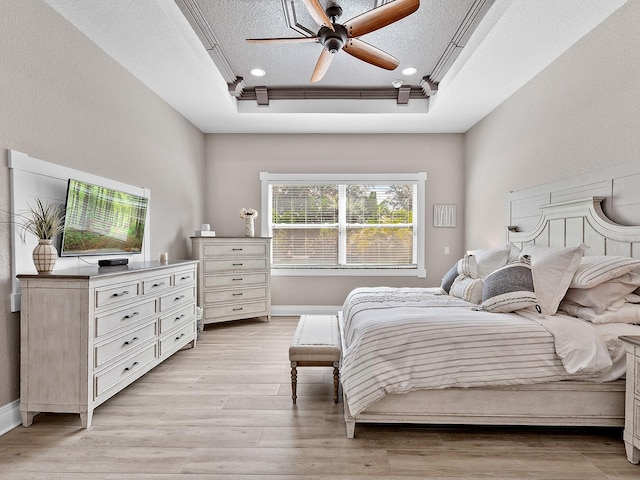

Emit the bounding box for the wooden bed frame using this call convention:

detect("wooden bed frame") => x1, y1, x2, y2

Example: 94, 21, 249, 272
340, 197, 640, 438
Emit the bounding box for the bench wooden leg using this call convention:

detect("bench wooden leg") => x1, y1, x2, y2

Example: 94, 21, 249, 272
333, 361, 340, 404
290, 361, 297, 404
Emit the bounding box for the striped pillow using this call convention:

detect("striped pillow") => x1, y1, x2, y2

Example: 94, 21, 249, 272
478, 261, 537, 313
450, 275, 483, 304
569, 256, 640, 289
440, 255, 478, 294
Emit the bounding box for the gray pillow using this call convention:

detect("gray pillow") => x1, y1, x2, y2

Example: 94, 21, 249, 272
478, 261, 537, 313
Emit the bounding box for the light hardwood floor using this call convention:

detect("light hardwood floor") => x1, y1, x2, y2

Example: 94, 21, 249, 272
0, 316, 638, 479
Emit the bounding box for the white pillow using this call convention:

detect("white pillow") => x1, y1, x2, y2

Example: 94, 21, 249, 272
560, 302, 640, 325
450, 275, 483, 304
563, 272, 640, 314
520, 243, 587, 315
469, 245, 510, 277
569, 255, 640, 289
477, 261, 537, 313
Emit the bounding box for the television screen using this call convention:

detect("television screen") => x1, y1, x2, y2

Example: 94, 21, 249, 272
60, 178, 149, 257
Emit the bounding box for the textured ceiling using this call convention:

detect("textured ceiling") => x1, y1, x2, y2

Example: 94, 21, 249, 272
43, 0, 629, 133
176, 0, 488, 90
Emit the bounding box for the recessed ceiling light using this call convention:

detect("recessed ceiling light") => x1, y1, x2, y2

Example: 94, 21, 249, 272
250, 68, 266, 77
392, 79, 404, 88
401, 67, 417, 76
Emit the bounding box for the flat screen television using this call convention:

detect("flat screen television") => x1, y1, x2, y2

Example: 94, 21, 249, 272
60, 178, 149, 257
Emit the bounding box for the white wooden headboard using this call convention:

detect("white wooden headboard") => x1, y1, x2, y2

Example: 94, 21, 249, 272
508, 197, 640, 258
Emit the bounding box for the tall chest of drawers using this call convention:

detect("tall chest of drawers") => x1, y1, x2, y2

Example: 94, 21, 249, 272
191, 237, 271, 324
621, 335, 640, 464
18, 260, 198, 428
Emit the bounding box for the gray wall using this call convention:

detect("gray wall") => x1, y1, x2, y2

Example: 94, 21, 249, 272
464, 0, 640, 249
204, 133, 466, 307
0, 2, 205, 409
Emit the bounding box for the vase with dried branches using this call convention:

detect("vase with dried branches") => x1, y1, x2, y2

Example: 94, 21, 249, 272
17, 199, 65, 274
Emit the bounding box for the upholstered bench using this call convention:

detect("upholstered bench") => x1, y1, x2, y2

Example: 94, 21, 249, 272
289, 315, 341, 404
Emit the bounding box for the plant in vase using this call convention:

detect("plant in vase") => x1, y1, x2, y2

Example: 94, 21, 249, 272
16, 199, 65, 274
239, 208, 258, 237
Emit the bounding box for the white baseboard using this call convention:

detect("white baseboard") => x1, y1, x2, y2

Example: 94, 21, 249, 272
0, 399, 21, 436
271, 305, 341, 316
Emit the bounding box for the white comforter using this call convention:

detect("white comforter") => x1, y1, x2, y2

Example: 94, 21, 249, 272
340, 287, 618, 416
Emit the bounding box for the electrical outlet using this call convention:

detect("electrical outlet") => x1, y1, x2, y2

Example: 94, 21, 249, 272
444, 246, 450, 255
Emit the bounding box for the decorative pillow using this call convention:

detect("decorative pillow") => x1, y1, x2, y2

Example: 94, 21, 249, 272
560, 302, 640, 325
440, 255, 478, 294
450, 275, 483, 304
477, 261, 537, 313
569, 255, 640, 289
563, 272, 640, 314
469, 245, 510, 277
519, 243, 587, 315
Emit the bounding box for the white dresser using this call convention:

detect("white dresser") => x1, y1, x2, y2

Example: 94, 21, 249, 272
191, 237, 271, 324
18, 260, 198, 428
621, 335, 640, 464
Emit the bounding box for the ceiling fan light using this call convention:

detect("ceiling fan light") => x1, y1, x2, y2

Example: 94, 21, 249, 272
250, 68, 266, 77
401, 67, 417, 76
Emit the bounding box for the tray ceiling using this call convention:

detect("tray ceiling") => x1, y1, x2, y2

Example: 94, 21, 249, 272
43, 0, 629, 133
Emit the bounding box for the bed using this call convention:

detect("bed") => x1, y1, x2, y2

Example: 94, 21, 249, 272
339, 197, 640, 438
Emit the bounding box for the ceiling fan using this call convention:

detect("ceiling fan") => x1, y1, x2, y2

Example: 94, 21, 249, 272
246, 0, 420, 83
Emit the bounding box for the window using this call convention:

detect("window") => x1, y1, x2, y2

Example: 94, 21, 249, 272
260, 173, 426, 276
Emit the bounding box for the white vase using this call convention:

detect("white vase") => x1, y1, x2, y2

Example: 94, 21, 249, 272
244, 217, 255, 237
32, 239, 57, 274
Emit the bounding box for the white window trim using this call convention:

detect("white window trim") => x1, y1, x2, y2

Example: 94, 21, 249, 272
260, 172, 427, 277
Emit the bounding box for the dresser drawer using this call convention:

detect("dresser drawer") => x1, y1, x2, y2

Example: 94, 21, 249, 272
203, 242, 268, 258
203, 272, 267, 289
159, 285, 196, 312
159, 304, 195, 334
203, 286, 267, 304
94, 342, 156, 398
94, 299, 157, 338
159, 322, 194, 358
95, 281, 140, 309
635, 354, 640, 397
174, 269, 195, 286
203, 258, 267, 273
142, 274, 172, 295
203, 300, 268, 320
94, 321, 157, 368
635, 401, 640, 440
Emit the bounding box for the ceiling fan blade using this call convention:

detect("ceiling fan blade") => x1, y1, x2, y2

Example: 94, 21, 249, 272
311, 48, 335, 83
343, 38, 399, 70
246, 37, 319, 44
344, 0, 419, 38
301, 0, 335, 31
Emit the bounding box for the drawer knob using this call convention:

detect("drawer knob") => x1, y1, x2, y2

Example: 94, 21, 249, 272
124, 361, 139, 372
175, 314, 186, 321
123, 312, 140, 320
123, 336, 139, 346
233, 307, 243, 311
232, 248, 243, 251
180, 276, 190, 280
175, 333, 185, 341
174, 294, 185, 301
153, 282, 166, 287
232, 263, 243, 266
232, 278, 243, 281
112, 290, 130, 298
232, 293, 243, 296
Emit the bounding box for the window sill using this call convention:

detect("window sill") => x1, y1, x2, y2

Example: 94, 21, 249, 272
271, 267, 426, 278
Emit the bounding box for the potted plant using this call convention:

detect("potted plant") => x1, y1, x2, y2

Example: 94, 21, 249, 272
17, 199, 65, 274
